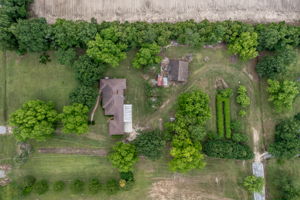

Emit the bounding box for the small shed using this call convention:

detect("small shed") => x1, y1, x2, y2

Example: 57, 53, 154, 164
123, 104, 133, 133
168, 59, 189, 82
163, 77, 168, 87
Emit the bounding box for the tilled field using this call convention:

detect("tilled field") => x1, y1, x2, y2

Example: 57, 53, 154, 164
30, 0, 300, 23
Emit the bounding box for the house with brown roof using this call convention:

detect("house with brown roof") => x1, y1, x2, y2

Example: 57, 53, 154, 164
100, 79, 127, 135
168, 59, 189, 82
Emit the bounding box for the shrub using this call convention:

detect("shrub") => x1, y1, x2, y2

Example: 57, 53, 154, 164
88, 178, 101, 194
243, 176, 264, 192
39, 52, 51, 64
232, 133, 248, 143
104, 179, 119, 195
231, 120, 242, 133
119, 171, 134, 183
33, 180, 49, 195
133, 130, 165, 160
70, 179, 85, 194
20, 175, 36, 196
216, 94, 224, 138
53, 181, 65, 192
188, 125, 207, 142
203, 139, 254, 160
236, 85, 250, 108
239, 109, 247, 117
56, 48, 77, 66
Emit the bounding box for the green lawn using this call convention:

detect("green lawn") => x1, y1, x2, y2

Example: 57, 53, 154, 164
0, 52, 6, 124
0, 47, 275, 200
0, 135, 16, 165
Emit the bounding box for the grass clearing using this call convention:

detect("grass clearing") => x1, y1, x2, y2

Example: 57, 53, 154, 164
0, 135, 17, 165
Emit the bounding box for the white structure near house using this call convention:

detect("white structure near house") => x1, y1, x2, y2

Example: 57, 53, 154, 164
123, 104, 133, 133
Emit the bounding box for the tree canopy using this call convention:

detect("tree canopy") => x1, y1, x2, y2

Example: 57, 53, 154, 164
267, 79, 299, 112
243, 176, 264, 193
9, 100, 58, 142
59, 103, 89, 135
69, 86, 98, 109
132, 43, 161, 69
108, 142, 138, 172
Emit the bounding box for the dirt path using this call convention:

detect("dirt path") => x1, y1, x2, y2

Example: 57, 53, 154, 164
38, 148, 107, 156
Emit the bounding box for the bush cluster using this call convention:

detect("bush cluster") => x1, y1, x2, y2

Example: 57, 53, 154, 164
216, 89, 232, 139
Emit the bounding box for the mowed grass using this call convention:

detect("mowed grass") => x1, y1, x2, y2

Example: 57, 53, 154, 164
0, 135, 16, 165
0, 52, 6, 124
2, 47, 258, 200
5, 51, 78, 114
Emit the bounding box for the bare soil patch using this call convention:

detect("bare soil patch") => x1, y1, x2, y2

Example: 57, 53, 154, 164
38, 148, 107, 156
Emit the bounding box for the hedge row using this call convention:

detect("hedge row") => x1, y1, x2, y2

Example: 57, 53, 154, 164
216, 94, 231, 139
216, 94, 224, 137
223, 98, 231, 139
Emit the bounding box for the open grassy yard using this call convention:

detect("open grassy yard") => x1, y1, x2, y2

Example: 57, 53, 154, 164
0, 135, 16, 165
0, 52, 6, 124
3, 47, 300, 200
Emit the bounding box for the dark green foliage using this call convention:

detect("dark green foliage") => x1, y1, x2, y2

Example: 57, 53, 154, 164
88, 178, 101, 194
104, 179, 119, 195
133, 130, 165, 160
216, 94, 224, 137
20, 175, 36, 196
231, 120, 242, 133
132, 43, 161, 69
11, 18, 50, 53
2, 0, 32, 22
50, 19, 98, 49
70, 179, 85, 194
255, 22, 300, 51
232, 133, 248, 143
203, 139, 254, 160
9, 100, 58, 142
33, 180, 49, 195
39, 52, 51, 64
70, 86, 98, 109
256, 48, 297, 78
53, 181, 65, 192
223, 98, 231, 139
119, 171, 134, 183
274, 172, 300, 200
294, 113, 300, 121
269, 119, 300, 159
188, 125, 207, 142
56, 48, 77, 66
73, 55, 107, 86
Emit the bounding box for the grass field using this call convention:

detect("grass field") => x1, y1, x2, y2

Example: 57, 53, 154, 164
2, 47, 299, 200
0, 135, 16, 165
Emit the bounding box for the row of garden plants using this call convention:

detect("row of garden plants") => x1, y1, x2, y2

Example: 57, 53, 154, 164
1, 172, 134, 199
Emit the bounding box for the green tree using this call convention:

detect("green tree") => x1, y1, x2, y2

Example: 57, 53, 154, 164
267, 79, 299, 112
10, 18, 49, 53
228, 32, 258, 60
132, 43, 161, 69
274, 172, 300, 200
73, 55, 107, 86
70, 179, 85, 194
133, 130, 165, 160
236, 85, 250, 108
59, 103, 89, 135
269, 119, 300, 159
108, 142, 138, 172
243, 176, 264, 192
53, 181, 65, 192
56, 48, 77, 66
87, 34, 127, 67
176, 90, 211, 126
33, 180, 49, 195
69, 86, 98, 109
20, 175, 36, 196
88, 178, 101, 194
169, 130, 206, 172
9, 100, 58, 142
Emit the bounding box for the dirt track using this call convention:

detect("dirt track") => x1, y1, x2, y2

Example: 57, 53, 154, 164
38, 148, 107, 156
30, 0, 300, 24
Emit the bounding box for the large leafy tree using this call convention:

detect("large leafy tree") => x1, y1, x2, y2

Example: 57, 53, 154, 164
73, 55, 107, 86
9, 100, 58, 141
10, 18, 49, 53
169, 130, 206, 172
59, 103, 89, 135
228, 32, 258, 60
176, 90, 211, 126
269, 119, 300, 159
69, 86, 98, 109
132, 43, 161, 69
243, 176, 264, 193
86, 34, 127, 67
108, 142, 138, 172
133, 130, 165, 160
55, 48, 77, 67
256, 48, 296, 78
267, 79, 299, 112
50, 19, 97, 49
